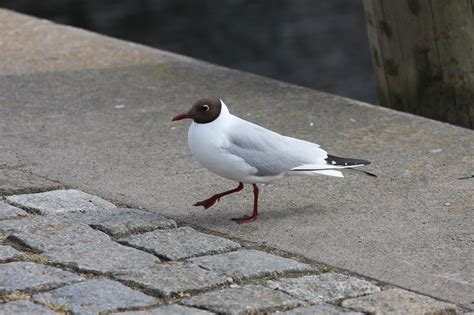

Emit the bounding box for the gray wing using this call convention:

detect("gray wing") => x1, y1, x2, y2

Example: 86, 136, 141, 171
225, 120, 328, 176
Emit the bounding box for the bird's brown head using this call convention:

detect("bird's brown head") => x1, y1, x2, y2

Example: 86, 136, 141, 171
172, 97, 222, 124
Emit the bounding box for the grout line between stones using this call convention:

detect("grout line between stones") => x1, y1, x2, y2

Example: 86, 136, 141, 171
0, 214, 36, 222
102, 301, 164, 315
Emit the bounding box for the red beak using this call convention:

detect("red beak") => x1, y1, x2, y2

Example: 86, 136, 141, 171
172, 112, 192, 122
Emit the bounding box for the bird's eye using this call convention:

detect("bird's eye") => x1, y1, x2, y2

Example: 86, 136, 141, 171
201, 105, 210, 111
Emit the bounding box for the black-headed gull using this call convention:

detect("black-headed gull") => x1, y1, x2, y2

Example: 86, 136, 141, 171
172, 97, 372, 223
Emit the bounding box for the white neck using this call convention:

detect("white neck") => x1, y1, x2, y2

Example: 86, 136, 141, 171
219, 99, 230, 116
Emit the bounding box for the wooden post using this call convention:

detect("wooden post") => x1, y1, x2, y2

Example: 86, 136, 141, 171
363, 0, 474, 128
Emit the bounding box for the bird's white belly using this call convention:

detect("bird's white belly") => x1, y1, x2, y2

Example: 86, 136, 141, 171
188, 122, 264, 183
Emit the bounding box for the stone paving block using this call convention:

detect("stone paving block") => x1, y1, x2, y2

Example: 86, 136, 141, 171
0, 207, 175, 241
6, 189, 116, 215
115, 304, 215, 315
0, 169, 63, 195
187, 249, 313, 280
7, 222, 111, 252
276, 303, 363, 314
43, 239, 160, 275
267, 273, 380, 303
120, 227, 241, 260
0, 244, 23, 261
10, 208, 176, 238
0, 214, 68, 234
0, 261, 82, 293
0, 300, 57, 315
34, 279, 157, 315
87, 207, 177, 237
183, 284, 305, 314
341, 288, 461, 315
0, 201, 27, 219
115, 262, 229, 298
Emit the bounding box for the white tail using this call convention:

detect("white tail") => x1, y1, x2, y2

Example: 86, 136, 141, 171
288, 169, 344, 178
312, 170, 344, 177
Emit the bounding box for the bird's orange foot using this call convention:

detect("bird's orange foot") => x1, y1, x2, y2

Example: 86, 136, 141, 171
231, 214, 259, 224
193, 196, 219, 209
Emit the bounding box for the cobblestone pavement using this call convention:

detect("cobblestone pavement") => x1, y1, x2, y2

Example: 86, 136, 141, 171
0, 189, 468, 314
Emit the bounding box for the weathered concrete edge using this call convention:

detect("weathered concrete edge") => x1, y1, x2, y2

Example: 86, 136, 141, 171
1, 8, 471, 134
55, 17, 474, 133
0, 9, 197, 65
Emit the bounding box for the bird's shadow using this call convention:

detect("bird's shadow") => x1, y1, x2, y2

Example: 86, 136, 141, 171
180, 202, 327, 228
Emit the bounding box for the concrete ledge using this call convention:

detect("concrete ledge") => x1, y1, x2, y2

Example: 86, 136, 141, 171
0, 9, 193, 75
0, 9, 473, 309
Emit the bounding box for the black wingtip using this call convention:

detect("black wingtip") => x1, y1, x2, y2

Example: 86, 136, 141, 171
362, 170, 377, 177
348, 168, 377, 177
325, 154, 371, 167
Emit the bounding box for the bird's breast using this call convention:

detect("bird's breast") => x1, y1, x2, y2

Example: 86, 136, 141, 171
188, 123, 228, 170
187, 122, 256, 182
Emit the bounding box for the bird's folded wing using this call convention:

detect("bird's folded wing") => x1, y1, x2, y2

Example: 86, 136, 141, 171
225, 121, 328, 176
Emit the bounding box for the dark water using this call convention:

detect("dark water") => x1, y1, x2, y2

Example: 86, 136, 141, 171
1, 0, 377, 103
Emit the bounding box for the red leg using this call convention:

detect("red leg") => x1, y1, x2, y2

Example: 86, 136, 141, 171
194, 182, 244, 209
231, 184, 259, 224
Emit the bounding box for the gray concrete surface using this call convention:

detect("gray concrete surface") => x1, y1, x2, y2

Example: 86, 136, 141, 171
0, 169, 62, 195
0, 9, 473, 308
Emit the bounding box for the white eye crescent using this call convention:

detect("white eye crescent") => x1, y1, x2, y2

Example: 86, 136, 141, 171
202, 105, 210, 111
